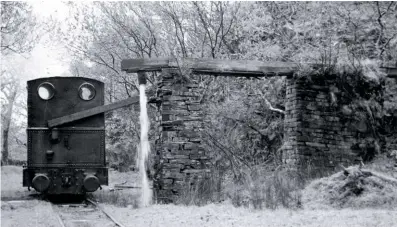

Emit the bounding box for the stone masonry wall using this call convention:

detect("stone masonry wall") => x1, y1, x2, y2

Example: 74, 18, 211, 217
282, 76, 361, 177
153, 69, 211, 203
153, 70, 370, 201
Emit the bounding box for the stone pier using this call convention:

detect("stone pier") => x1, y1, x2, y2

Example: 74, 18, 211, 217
153, 69, 211, 203
282, 76, 360, 177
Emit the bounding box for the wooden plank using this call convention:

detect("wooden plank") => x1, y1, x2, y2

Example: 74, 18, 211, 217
170, 58, 299, 76
48, 97, 139, 128
121, 57, 298, 76
121, 58, 170, 73
121, 57, 397, 78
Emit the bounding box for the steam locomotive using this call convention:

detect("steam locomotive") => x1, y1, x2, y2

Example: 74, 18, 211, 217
23, 77, 108, 194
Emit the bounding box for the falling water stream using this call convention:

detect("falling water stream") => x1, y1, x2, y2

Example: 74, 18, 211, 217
139, 84, 152, 207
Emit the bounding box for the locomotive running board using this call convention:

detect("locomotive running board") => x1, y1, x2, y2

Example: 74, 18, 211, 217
48, 96, 139, 128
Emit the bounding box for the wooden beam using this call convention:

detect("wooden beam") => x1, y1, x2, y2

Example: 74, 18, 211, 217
121, 58, 170, 73
121, 57, 397, 78
48, 97, 139, 128
170, 58, 299, 76
121, 57, 298, 77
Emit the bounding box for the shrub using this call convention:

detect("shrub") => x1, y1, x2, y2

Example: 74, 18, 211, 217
175, 172, 219, 206
223, 166, 303, 209
302, 165, 397, 209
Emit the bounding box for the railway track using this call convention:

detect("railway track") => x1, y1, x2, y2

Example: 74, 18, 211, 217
50, 198, 126, 227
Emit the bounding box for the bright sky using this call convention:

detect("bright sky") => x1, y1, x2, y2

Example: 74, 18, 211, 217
1, 1, 75, 125
18, 1, 73, 81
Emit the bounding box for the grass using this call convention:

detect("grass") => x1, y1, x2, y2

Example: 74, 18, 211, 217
174, 166, 304, 209
174, 156, 397, 211
1, 165, 39, 200
2, 154, 397, 212
1, 200, 60, 227
91, 189, 140, 208
91, 169, 142, 207
2, 164, 397, 227
221, 166, 303, 209
104, 203, 397, 227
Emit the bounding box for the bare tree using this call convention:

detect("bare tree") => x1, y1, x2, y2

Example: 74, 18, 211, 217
192, 1, 240, 58
1, 72, 20, 165
1, 2, 41, 164
1, 2, 38, 55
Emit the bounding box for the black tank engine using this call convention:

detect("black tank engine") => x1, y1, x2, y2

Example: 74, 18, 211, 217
23, 77, 108, 194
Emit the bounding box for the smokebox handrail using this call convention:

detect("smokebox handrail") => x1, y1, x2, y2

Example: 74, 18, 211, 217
121, 57, 397, 78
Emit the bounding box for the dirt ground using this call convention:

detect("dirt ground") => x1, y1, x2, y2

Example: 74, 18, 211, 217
105, 204, 397, 227
2, 166, 397, 227
1, 200, 59, 227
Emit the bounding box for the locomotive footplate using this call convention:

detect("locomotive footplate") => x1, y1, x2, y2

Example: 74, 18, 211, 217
23, 167, 108, 194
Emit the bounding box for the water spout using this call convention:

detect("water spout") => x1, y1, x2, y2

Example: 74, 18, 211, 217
139, 80, 152, 207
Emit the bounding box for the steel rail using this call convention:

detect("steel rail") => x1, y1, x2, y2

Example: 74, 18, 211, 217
85, 198, 127, 227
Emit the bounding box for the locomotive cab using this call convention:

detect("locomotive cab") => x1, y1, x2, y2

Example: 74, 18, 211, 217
23, 77, 108, 194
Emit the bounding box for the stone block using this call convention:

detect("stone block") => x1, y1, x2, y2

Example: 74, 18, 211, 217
163, 142, 181, 151
162, 110, 190, 115
162, 120, 185, 126
184, 143, 202, 150
169, 158, 191, 165
169, 96, 189, 101
188, 104, 201, 111
182, 169, 211, 174
179, 130, 199, 138
185, 83, 199, 88
173, 137, 189, 142
163, 163, 184, 169
306, 142, 326, 148
189, 138, 201, 142
164, 154, 189, 159
163, 171, 185, 180
175, 116, 203, 121
169, 149, 191, 156
161, 179, 173, 185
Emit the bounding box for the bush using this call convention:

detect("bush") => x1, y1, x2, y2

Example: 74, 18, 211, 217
175, 172, 219, 206
172, 166, 304, 210
223, 166, 303, 209
302, 165, 397, 209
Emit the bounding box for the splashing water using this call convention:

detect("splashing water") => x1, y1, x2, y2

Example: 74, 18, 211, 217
139, 84, 152, 207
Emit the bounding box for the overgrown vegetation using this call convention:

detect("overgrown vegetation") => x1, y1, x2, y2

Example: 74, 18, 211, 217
303, 162, 397, 209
